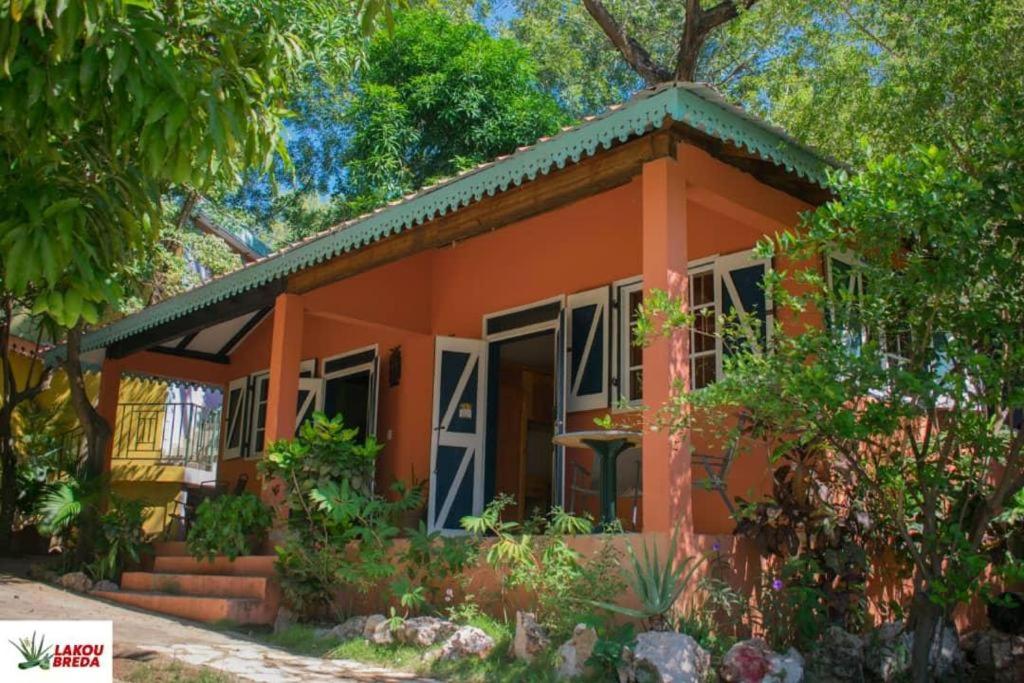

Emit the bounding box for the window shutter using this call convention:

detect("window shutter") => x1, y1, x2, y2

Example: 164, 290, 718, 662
827, 255, 865, 354
567, 286, 610, 412
717, 250, 771, 361
223, 377, 247, 460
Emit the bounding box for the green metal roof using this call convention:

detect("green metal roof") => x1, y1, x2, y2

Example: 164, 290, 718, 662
69, 83, 834, 358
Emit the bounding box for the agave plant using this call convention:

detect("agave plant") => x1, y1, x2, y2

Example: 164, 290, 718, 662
587, 524, 706, 630
9, 631, 52, 670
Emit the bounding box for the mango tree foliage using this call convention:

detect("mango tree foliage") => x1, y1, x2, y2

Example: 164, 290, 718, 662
642, 99, 1024, 679
0, 0, 359, 327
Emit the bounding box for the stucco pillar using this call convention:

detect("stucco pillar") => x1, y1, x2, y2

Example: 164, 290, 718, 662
264, 293, 304, 445
97, 358, 122, 474
640, 156, 693, 535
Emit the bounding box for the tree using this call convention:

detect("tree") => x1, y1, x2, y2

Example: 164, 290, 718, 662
0, 0, 360, 555
581, 0, 761, 83
234, 9, 570, 245
642, 97, 1024, 680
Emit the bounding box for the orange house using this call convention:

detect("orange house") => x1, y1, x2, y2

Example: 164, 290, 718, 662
59, 84, 832, 541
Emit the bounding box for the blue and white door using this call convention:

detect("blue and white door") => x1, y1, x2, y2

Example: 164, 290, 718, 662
429, 337, 487, 532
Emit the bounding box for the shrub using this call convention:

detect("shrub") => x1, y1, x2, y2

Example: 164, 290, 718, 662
88, 495, 151, 581
186, 492, 273, 562
259, 412, 420, 618
461, 495, 625, 638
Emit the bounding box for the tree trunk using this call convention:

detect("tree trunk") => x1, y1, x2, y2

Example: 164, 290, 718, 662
63, 324, 112, 564
0, 415, 17, 557
907, 590, 945, 683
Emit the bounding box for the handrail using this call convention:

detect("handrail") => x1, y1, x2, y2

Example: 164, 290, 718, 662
113, 402, 221, 470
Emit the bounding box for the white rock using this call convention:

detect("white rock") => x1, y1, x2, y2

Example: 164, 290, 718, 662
399, 617, 457, 647
362, 614, 386, 639
91, 579, 120, 593
329, 616, 368, 641
59, 572, 93, 593
556, 624, 598, 679
368, 617, 394, 645
513, 611, 551, 662
436, 626, 495, 660
619, 631, 710, 683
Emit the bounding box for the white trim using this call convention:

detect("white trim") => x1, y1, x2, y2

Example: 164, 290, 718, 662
482, 295, 564, 342
299, 358, 317, 378
322, 344, 379, 376
566, 287, 610, 412
428, 337, 488, 534
295, 377, 324, 432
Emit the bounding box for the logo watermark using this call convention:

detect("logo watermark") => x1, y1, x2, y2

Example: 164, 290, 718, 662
1, 621, 111, 682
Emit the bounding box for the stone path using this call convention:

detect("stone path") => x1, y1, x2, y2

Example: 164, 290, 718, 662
0, 566, 435, 682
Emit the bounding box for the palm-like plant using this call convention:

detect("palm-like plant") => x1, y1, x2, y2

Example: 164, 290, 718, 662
587, 525, 705, 630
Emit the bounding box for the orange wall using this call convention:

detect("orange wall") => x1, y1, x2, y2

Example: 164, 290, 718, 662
116, 141, 815, 533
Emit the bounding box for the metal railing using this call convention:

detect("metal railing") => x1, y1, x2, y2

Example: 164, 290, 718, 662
113, 402, 221, 471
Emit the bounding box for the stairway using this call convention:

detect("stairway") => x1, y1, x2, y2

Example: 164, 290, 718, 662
92, 541, 281, 626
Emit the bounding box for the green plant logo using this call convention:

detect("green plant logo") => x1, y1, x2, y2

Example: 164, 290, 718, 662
9, 631, 53, 670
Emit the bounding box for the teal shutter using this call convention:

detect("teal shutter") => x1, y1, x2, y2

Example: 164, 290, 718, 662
718, 252, 771, 360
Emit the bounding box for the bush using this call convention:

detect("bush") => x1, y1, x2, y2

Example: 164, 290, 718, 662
259, 412, 420, 618
88, 496, 151, 581
186, 493, 273, 562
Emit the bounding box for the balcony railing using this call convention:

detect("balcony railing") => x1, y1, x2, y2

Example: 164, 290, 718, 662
113, 402, 221, 471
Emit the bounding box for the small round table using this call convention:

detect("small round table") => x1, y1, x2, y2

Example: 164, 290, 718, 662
552, 429, 642, 528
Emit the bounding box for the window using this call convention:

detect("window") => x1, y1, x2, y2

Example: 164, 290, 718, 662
687, 250, 772, 391
250, 372, 270, 455
614, 278, 644, 406
689, 266, 717, 389
322, 346, 379, 439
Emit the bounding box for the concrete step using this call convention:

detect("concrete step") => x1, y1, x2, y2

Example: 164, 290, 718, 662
120, 572, 272, 600
152, 555, 277, 577
151, 541, 189, 557
93, 590, 276, 625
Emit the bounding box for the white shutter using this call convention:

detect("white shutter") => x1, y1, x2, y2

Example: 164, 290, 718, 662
566, 287, 610, 412
716, 250, 772, 366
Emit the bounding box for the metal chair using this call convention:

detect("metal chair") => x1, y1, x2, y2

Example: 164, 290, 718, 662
691, 412, 752, 515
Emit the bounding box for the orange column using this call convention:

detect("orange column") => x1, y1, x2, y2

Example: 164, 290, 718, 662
97, 358, 122, 474
264, 293, 304, 445
640, 155, 692, 535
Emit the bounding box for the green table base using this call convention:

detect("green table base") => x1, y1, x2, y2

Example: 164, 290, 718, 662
582, 437, 634, 529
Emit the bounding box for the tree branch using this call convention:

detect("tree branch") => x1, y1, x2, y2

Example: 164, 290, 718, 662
582, 0, 672, 85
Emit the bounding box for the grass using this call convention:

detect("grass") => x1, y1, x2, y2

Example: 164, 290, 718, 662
117, 658, 237, 683
260, 617, 613, 683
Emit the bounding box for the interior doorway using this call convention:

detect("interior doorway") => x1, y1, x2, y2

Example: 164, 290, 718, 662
488, 331, 556, 522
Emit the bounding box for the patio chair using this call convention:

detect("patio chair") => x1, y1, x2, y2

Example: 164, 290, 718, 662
691, 412, 752, 515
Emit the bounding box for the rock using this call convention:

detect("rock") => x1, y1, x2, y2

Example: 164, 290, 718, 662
59, 572, 93, 593
805, 626, 864, 683
513, 611, 550, 662
555, 624, 599, 679
962, 629, 1024, 683
398, 616, 457, 647
329, 615, 369, 641
27, 563, 59, 584
720, 639, 803, 683
988, 592, 1024, 636
362, 614, 387, 639
863, 622, 909, 682
91, 580, 120, 593
273, 606, 294, 634
368, 617, 395, 645
618, 631, 710, 683
435, 626, 495, 660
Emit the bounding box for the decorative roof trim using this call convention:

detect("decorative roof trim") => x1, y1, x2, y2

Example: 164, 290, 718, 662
68, 83, 832, 359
